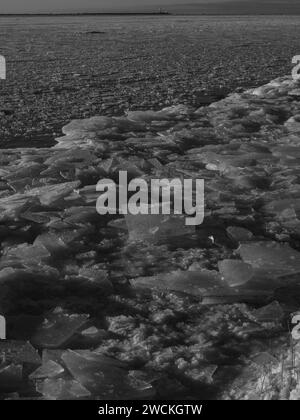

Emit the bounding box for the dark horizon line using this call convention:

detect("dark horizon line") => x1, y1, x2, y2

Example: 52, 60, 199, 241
1, 12, 300, 16
0, 12, 172, 16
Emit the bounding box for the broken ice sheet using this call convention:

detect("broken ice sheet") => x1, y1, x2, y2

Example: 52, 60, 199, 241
262, 198, 300, 216
252, 301, 284, 323
49, 226, 92, 246
44, 149, 95, 167
9, 177, 33, 192
62, 116, 113, 135
238, 242, 300, 276
31, 308, 89, 349
0, 265, 60, 285
34, 233, 69, 257
0, 341, 41, 365
62, 350, 150, 399
127, 370, 156, 399
183, 364, 218, 384
2, 162, 43, 182
21, 211, 58, 224
218, 259, 254, 287
3, 243, 51, 264
36, 378, 91, 400
42, 350, 64, 365
27, 181, 81, 206
76, 269, 113, 294
70, 327, 108, 348
125, 211, 195, 243
226, 226, 254, 242
75, 184, 100, 204
29, 360, 64, 380
131, 269, 224, 297
0, 194, 40, 222
126, 110, 170, 123
63, 206, 98, 224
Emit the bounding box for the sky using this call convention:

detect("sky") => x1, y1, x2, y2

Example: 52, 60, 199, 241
1, 0, 183, 13
0, 0, 298, 14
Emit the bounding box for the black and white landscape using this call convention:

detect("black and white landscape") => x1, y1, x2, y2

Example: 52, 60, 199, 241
0, 0, 300, 401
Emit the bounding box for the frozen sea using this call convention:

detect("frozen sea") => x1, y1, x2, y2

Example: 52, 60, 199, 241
0, 14, 300, 146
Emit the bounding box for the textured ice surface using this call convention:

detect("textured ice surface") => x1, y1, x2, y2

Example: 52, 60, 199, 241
62, 350, 154, 399
31, 308, 89, 349
1, 75, 300, 399
131, 270, 223, 296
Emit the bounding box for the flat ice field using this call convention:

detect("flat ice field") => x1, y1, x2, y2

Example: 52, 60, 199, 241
0, 14, 300, 145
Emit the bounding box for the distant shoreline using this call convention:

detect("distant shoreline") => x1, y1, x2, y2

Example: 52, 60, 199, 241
0, 12, 172, 17
0, 12, 300, 17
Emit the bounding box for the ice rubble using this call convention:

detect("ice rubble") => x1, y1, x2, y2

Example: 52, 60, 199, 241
1, 75, 300, 398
